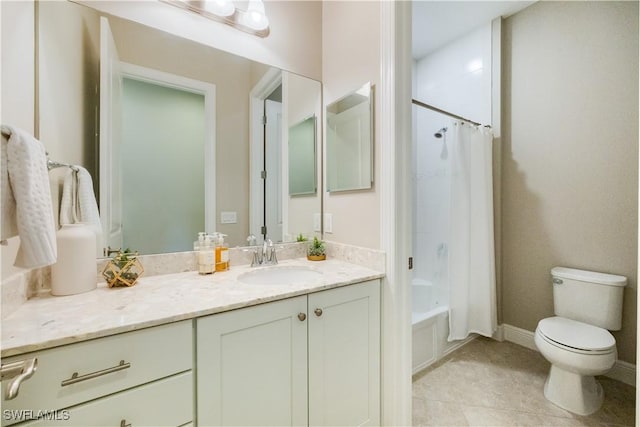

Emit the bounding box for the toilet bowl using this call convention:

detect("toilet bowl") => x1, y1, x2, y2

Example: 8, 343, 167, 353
535, 316, 617, 415
534, 267, 626, 415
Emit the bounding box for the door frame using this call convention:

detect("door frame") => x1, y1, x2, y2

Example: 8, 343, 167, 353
249, 68, 282, 241
119, 62, 217, 233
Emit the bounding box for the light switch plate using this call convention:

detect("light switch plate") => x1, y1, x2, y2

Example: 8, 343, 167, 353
220, 211, 237, 224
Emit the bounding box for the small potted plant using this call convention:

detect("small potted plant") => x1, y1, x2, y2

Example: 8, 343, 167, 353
296, 233, 308, 242
307, 236, 326, 261
102, 248, 144, 288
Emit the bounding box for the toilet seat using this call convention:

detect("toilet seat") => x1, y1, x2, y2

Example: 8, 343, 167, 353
537, 317, 616, 355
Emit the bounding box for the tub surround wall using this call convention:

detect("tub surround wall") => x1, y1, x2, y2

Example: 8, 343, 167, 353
502, 1, 638, 364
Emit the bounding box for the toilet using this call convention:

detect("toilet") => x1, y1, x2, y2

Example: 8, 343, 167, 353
534, 267, 626, 416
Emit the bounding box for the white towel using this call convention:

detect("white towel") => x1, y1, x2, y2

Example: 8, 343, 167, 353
60, 166, 103, 254
1, 125, 57, 269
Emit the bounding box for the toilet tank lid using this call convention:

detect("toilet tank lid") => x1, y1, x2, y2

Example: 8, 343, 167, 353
551, 267, 627, 287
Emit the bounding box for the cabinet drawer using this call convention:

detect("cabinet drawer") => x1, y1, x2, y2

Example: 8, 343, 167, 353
16, 371, 193, 427
2, 321, 193, 424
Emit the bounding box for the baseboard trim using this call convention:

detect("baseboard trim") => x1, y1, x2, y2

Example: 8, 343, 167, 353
442, 333, 477, 358
501, 323, 636, 387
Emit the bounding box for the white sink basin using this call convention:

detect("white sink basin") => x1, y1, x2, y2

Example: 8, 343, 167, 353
238, 266, 323, 285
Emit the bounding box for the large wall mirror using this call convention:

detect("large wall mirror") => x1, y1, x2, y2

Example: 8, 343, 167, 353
37, 1, 322, 256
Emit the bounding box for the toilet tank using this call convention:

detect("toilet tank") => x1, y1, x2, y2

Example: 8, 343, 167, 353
551, 267, 627, 330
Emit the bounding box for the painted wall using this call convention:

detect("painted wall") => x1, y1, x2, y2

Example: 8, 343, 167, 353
80, 0, 322, 81
502, 1, 638, 363
322, 1, 381, 249
1, 1, 36, 280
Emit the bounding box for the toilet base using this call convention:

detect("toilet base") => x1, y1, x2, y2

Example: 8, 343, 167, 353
543, 364, 604, 416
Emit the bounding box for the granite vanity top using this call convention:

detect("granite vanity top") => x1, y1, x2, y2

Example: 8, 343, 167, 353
1, 258, 384, 357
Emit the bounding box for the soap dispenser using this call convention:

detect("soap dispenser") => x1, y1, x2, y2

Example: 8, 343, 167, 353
214, 233, 229, 272
196, 232, 215, 275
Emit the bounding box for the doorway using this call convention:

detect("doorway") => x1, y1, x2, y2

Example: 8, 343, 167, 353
249, 68, 284, 243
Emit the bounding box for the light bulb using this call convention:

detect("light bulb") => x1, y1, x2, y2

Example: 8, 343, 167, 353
203, 0, 235, 17
244, 0, 269, 31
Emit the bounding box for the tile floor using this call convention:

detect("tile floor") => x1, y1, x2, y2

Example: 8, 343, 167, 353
412, 337, 635, 426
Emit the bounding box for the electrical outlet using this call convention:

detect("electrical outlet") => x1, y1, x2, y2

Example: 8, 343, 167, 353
324, 213, 333, 233
313, 213, 321, 232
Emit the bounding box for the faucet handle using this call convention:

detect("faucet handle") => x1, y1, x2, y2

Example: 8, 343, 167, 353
265, 239, 277, 264
246, 234, 257, 246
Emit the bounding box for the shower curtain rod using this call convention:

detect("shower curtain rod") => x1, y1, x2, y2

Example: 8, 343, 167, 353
412, 98, 482, 127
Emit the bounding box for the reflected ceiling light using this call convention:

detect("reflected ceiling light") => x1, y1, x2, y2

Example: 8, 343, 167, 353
202, 0, 235, 17
244, 0, 269, 31
161, 0, 270, 37
466, 59, 483, 73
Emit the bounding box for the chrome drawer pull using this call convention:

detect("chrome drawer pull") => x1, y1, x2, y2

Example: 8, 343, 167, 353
61, 360, 130, 387
1, 358, 38, 400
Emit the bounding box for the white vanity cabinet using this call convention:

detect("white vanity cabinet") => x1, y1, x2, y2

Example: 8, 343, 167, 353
196, 279, 380, 427
1, 321, 193, 427
308, 280, 380, 426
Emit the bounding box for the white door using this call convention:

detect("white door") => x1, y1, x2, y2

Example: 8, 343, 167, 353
308, 280, 381, 426
196, 296, 308, 426
265, 99, 283, 242
99, 16, 123, 254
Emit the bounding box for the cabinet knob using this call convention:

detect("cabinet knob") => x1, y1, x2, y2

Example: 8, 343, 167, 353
297, 313, 306, 321
314, 308, 323, 317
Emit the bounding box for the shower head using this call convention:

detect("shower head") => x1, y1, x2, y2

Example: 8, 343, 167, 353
434, 127, 447, 138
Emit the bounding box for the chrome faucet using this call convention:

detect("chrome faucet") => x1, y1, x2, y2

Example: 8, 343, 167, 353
246, 235, 278, 267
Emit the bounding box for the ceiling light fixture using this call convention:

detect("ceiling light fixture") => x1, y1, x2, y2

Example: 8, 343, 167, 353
161, 0, 270, 37
243, 0, 269, 31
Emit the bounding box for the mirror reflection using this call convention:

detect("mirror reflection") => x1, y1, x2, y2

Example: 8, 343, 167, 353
326, 82, 374, 192
288, 116, 317, 196
38, 1, 322, 256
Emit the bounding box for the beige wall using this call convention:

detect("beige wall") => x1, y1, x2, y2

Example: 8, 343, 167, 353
38, 0, 100, 228
502, 1, 638, 363
322, 1, 381, 249
109, 15, 255, 247
1, 1, 36, 279
80, 0, 322, 81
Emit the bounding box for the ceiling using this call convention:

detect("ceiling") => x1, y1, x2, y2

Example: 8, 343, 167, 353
412, 0, 536, 59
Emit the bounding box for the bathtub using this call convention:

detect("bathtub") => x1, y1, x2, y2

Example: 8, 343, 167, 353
412, 279, 474, 374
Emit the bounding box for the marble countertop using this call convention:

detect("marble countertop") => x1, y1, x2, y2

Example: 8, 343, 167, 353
1, 258, 384, 357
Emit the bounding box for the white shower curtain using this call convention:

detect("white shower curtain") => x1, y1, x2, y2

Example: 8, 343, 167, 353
447, 121, 497, 341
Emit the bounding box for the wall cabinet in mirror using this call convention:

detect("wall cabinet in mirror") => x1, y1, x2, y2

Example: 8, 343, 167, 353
326, 82, 374, 193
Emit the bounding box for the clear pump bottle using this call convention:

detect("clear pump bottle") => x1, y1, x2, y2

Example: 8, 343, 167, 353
196, 232, 215, 275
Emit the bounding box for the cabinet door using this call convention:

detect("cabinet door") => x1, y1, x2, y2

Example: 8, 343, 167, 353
308, 280, 380, 426
197, 296, 308, 426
